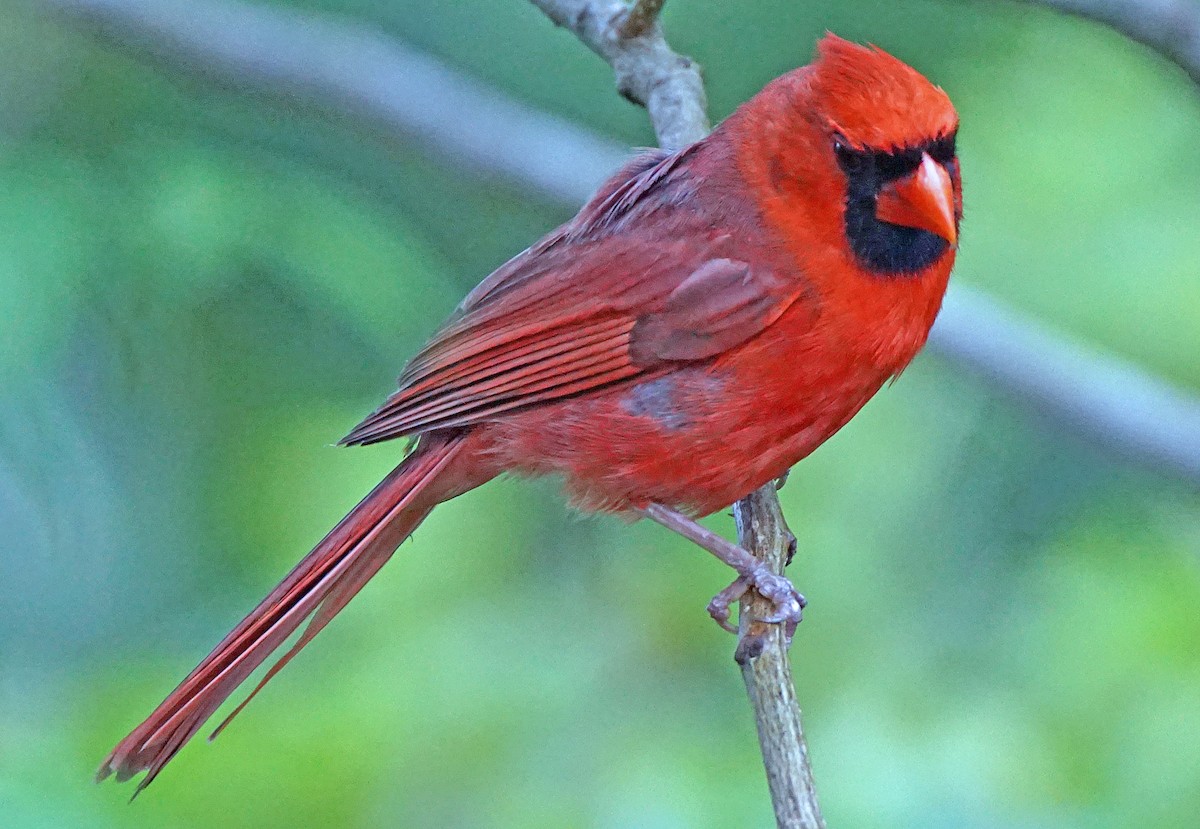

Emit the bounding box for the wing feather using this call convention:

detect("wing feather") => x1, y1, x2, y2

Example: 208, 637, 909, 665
396, 316, 632, 405
342, 147, 813, 446
393, 361, 642, 434
346, 322, 636, 442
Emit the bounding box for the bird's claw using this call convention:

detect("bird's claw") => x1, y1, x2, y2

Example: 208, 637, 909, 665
750, 568, 805, 641
707, 567, 805, 640
707, 576, 749, 633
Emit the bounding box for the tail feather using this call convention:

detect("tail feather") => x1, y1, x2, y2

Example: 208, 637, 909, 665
207, 539, 399, 743
98, 433, 470, 794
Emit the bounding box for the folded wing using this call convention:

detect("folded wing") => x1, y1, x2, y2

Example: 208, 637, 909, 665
342, 150, 809, 446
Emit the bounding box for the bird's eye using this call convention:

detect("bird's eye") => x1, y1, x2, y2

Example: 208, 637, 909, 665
834, 138, 867, 175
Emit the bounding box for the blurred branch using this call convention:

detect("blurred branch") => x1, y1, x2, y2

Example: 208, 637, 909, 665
44, 0, 624, 205
1018, 0, 1200, 86
526, 3, 822, 825
45, 0, 1200, 484
934, 286, 1200, 478
527, 0, 708, 149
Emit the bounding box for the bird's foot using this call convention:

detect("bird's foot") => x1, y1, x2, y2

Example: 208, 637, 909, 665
746, 565, 806, 640
730, 566, 806, 664
707, 576, 749, 632
639, 502, 805, 641
707, 566, 805, 637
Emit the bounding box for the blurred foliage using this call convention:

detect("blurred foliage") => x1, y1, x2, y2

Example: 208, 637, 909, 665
1, 1, 1198, 827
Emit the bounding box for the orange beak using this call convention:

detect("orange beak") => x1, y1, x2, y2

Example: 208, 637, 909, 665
875, 152, 957, 246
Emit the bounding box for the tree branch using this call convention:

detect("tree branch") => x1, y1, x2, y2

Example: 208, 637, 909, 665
527, 0, 708, 149
45, 0, 1200, 486
43, 0, 625, 205
526, 2, 823, 826
935, 285, 1200, 477
1018, 0, 1200, 86
734, 488, 827, 829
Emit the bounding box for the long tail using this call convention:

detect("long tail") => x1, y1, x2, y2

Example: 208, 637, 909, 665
98, 432, 478, 794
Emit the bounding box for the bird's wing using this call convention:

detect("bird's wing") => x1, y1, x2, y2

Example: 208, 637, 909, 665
341, 151, 808, 446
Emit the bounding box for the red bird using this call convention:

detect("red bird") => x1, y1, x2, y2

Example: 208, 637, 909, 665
100, 34, 961, 790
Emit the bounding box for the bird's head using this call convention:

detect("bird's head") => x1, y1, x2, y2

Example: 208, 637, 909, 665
809, 34, 961, 276
732, 34, 961, 281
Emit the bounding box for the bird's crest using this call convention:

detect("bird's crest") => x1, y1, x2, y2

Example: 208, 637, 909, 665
810, 34, 957, 152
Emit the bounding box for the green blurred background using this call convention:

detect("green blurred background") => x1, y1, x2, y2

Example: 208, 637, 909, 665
2, 0, 1199, 826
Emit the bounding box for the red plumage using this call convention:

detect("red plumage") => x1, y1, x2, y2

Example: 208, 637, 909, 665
100, 34, 962, 791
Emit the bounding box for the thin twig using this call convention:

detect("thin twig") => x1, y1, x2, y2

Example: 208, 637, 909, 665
618, 0, 666, 38
1018, 0, 1200, 86
45, 0, 1200, 484
526, 2, 823, 826
527, 0, 708, 149
734, 488, 826, 829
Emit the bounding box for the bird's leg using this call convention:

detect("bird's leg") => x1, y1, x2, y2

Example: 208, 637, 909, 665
640, 503, 805, 633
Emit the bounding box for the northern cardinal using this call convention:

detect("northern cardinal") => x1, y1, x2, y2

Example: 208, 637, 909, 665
100, 34, 961, 791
